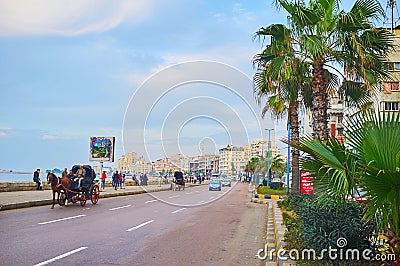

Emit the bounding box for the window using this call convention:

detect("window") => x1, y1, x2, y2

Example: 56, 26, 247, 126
384, 102, 400, 111
384, 82, 400, 93
337, 115, 343, 124
394, 62, 400, 70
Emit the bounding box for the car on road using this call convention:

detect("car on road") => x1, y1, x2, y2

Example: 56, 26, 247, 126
209, 179, 221, 191
221, 178, 231, 187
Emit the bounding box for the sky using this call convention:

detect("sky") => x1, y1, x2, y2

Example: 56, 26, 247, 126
0, 0, 391, 171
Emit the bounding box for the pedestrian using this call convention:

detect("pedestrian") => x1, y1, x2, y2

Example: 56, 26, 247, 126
61, 168, 68, 179
119, 172, 123, 189
158, 174, 162, 187
132, 174, 137, 185
140, 173, 143, 186
33, 169, 42, 190
122, 174, 126, 189
112, 171, 119, 190
143, 173, 148, 186
101, 171, 107, 191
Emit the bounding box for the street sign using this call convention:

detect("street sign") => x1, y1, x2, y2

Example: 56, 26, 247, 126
300, 171, 313, 194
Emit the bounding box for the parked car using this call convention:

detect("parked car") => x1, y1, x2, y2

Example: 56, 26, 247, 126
221, 178, 231, 187
209, 179, 221, 191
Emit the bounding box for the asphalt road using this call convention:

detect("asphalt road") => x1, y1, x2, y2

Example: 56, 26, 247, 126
1, 182, 267, 266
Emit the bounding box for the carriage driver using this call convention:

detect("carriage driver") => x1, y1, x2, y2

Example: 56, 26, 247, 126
74, 165, 86, 189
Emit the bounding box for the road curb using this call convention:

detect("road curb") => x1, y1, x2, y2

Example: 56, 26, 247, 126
255, 194, 283, 200
263, 201, 296, 266
0, 186, 174, 211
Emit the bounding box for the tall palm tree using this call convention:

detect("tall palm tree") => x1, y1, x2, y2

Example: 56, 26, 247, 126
272, 0, 393, 141
253, 23, 312, 193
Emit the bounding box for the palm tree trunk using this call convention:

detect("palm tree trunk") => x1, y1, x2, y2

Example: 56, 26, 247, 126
312, 61, 328, 141
289, 102, 300, 193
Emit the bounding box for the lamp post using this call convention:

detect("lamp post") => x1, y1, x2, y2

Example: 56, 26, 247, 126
265, 128, 274, 187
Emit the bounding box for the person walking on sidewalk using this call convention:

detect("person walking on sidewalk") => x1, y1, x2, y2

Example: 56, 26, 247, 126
112, 171, 119, 190
33, 169, 42, 190
101, 171, 107, 191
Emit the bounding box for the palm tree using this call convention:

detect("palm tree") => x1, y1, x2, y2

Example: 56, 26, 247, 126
253, 23, 312, 193
293, 111, 400, 262
272, 0, 393, 141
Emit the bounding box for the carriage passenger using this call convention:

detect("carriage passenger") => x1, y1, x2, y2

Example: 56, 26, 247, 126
75, 165, 86, 189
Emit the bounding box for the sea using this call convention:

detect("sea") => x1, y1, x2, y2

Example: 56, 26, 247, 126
0, 172, 41, 182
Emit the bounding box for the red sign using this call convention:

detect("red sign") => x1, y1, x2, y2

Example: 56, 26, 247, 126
300, 171, 313, 194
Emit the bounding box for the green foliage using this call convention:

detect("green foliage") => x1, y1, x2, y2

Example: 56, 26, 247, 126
296, 197, 375, 257
256, 186, 286, 195
269, 181, 283, 190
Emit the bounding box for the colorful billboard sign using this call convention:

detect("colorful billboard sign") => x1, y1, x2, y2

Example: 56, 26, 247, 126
300, 170, 313, 194
89, 137, 115, 162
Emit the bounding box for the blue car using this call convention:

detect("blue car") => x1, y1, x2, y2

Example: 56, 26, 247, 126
209, 179, 221, 191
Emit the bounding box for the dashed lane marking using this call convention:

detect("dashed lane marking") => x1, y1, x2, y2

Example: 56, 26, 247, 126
126, 220, 154, 232
145, 199, 158, 203
109, 205, 131, 211
38, 214, 86, 225
168, 195, 179, 199
171, 208, 186, 214
34, 247, 87, 266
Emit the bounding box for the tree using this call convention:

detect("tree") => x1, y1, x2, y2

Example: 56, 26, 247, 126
253, 23, 312, 193
272, 0, 393, 141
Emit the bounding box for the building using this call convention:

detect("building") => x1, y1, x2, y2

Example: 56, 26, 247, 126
379, 26, 400, 116
218, 145, 251, 177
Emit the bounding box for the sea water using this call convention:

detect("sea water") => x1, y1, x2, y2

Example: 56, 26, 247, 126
0, 173, 48, 182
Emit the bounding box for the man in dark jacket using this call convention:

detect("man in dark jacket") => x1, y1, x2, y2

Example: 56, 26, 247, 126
33, 169, 42, 190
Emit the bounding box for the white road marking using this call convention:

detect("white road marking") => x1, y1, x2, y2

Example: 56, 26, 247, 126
195, 190, 200, 193
185, 192, 193, 195
168, 195, 179, 199
171, 208, 186, 214
198, 200, 205, 204
109, 205, 131, 211
34, 247, 87, 266
209, 196, 215, 199
145, 199, 158, 203
126, 220, 154, 232
38, 214, 86, 225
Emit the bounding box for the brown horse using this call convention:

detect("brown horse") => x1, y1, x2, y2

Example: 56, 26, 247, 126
47, 172, 71, 209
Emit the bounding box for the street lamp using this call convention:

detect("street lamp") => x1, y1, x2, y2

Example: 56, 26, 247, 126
265, 128, 274, 187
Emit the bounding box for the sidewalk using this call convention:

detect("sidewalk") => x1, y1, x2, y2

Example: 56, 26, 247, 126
0, 184, 194, 211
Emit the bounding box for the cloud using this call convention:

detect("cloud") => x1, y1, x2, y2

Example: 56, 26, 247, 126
0, 132, 6, 137
0, 0, 154, 36
42, 134, 61, 140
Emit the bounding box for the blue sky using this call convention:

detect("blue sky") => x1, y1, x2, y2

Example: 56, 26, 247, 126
0, 0, 391, 171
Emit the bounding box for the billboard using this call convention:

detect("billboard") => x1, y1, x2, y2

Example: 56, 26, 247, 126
89, 137, 115, 162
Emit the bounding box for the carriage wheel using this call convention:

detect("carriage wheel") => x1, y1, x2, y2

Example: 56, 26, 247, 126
58, 191, 66, 206
91, 185, 100, 205
80, 193, 87, 207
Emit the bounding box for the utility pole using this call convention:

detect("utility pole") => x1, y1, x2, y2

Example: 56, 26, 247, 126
265, 128, 274, 187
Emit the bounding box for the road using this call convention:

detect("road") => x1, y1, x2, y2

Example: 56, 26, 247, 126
0, 182, 267, 266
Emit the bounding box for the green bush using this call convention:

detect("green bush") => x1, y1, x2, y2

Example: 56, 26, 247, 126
269, 181, 283, 190
297, 198, 376, 258
256, 186, 286, 195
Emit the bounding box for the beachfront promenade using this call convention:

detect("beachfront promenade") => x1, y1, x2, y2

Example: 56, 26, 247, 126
0, 182, 204, 211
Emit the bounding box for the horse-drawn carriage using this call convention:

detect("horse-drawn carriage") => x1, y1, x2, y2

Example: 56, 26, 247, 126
46, 165, 99, 208
61, 165, 100, 207
171, 171, 185, 191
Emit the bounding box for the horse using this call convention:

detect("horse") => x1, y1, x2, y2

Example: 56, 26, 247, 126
47, 172, 71, 209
